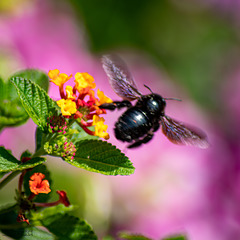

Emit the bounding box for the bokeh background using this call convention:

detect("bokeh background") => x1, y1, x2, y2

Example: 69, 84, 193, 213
1, 0, 240, 239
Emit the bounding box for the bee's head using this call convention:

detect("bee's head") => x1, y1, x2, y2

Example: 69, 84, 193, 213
143, 85, 181, 117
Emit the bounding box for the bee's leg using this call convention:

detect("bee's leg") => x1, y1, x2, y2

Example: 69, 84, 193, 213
152, 121, 160, 132
99, 101, 132, 111
127, 132, 154, 148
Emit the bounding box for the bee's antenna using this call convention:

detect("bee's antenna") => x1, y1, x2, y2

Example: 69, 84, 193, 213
144, 84, 153, 93
164, 97, 182, 102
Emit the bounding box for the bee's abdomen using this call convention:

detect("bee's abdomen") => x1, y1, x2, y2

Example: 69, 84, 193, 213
114, 107, 152, 142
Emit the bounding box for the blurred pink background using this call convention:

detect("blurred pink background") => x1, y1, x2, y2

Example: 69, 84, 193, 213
1, 1, 240, 239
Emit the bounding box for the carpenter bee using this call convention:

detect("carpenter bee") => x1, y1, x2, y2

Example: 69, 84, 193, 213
99, 54, 209, 149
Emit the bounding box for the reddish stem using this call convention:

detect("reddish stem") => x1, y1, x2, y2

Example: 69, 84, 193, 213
34, 200, 60, 207
28, 193, 36, 201
59, 85, 66, 99
81, 118, 92, 127
80, 124, 95, 136
18, 170, 26, 193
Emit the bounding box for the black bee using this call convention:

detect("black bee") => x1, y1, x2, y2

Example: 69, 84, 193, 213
99, 54, 209, 149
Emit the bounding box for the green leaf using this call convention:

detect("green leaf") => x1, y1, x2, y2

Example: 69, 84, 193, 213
67, 140, 135, 176
119, 232, 152, 240
10, 69, 49, 92
0, 146, 46, 173
20, 150, 32, 160
162, 235, 187, 240
34, 205, 97, 240
10, 77, 58, 131
0, 70, 50, 131
35, 127, 44, 151
23, 164, 52, 203
0, 206, 54, 239
0, 77, 29, 131
1, 227, 54, 240
17, 227, 54, 240
68, 122, 99, 143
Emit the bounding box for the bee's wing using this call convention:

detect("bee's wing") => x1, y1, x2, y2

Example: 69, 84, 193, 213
160, 115, 209, 149
102, 54, 141, 100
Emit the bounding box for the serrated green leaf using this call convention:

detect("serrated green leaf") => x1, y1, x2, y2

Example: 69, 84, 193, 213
34, 205, 97, 240
66, 140, 134, 176
17, 227, 54, 240
0, 146, 45, 173
1, 227, 54, 240
10, 77, 58, 131
10, 69, 49, 92
23, 164, 52, 203
0, 70, 50, 131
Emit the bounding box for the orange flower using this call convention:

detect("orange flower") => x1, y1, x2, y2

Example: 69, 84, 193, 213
29, 173, 51, 195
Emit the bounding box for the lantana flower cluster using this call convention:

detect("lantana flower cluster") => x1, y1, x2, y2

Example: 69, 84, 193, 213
17, 165, 70, 225
48, 69, 112, 140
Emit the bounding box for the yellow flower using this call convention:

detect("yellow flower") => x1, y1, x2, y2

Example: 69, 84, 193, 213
48, 69, 72, 87
57, 99, 77, 116
97, 89, 113, 105
65, 86, 75, 100
74, 72, 96, 91
92, 115, 109, 140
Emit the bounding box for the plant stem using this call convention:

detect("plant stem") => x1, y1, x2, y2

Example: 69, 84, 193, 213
0, 171, 21, 190
31, 147, 46, 158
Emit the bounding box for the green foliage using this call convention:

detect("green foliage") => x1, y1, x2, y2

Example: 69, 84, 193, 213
0, 205, 53, 239
67, 139, 135, 175
68, 122, 99, 142
33, 205, 97, 240
0, 146, 45, 173
10, 69, 49, 93
119, 232, 187, 240
0, 77, 28, 131
35, 127, 44, 151
162, 235, 187, 240
11, 77, 58, 131
0, 69, 49, 131
119, 231, 152, 240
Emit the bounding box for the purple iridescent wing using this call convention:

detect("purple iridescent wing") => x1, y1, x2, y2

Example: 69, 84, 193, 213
160, 115, 209, 149
101, 54, 141, 100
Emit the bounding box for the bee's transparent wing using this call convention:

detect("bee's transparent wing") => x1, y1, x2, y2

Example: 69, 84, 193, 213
160, 115, 209, 149
102, 54, 141, 100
